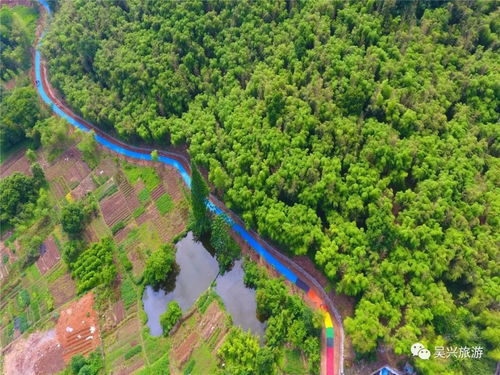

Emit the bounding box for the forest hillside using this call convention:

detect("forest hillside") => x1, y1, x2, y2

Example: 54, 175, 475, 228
42, 1, 498, 373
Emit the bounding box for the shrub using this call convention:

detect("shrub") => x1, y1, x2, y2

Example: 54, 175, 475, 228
71, 238, 117, 294
159, 300, 182, 335
133, 206, 145, 218
138, 188, 150, 204
155, 193, 173, 215
111, 220, 125, 235
124, 345, 142, 360
121, 277, 137, 308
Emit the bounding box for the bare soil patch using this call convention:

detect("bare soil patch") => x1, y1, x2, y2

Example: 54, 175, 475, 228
3, 329, 65, 375
102, 300, 126, 333
55, 292, 101, 362
100, 191, 131, 227
115, 358, 144, 375
0, 151, 30, 178
118, 177, 141, 213
94, 157, 119, 179
114, 221, 134, 243
71, 173, 96, 200
48, 273, 76, 308
36, 236, 61, 274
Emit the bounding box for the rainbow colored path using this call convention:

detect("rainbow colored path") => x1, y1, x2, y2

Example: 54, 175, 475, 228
34, 1, 336, 374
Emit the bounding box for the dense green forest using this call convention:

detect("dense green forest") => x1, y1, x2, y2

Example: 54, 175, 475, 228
42, 0, 498, 373
0, 5, 38, 82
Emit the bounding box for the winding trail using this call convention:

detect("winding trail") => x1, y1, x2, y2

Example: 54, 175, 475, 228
32, 1, 345, 374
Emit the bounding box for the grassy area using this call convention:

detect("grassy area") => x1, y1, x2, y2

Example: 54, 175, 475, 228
135, 353, 169, 375
155, 193, 173, 215
95, 182, 118, 201
123, 163, 160, 191
187, 343, 219, 375
142, 329, 170, 364
138, 188, 150, 204
133, 206, 145, 218
120, 277, 137, 309
282, 348, 308, 375
0, 264, 55, 347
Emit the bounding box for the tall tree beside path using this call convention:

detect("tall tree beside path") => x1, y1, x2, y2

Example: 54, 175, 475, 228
190, 160, 210, 238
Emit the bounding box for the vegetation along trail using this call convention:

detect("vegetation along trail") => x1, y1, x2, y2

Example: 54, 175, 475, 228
33, 1, 344, 374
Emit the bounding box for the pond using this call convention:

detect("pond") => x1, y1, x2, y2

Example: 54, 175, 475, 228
142, 232, 266, 337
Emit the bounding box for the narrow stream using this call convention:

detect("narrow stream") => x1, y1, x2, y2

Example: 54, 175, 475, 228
142, 232, 265, 337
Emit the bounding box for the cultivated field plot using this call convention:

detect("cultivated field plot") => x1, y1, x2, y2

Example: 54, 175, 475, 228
36, 236, 61, 275
100, 191, 132, 228
49, 176, 69, 201
0, 241, 17, 281
0, 150, 31, 178
71, 173, 96, 200
0, 265, 54, 348
84, 215, 110, 243
118, 176, 141, 213
171, 301, 229, 373
48, 271, 76, 308
44, 147, 87, 182
55, 292, 101, 362
103, 316, 145, 375
94, 157, 119, 181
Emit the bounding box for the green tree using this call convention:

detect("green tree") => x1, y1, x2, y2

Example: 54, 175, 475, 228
0, 172, 38, 225
25, 148, 36, 163
77, 130, 98, 168
159, 300, 182, 335
210, 215, 240, 273
142, 244, 176, 288
71, 238, 116, 293
218, 327, 260, 375
0, 87, 42, 149
150, 149, 159, 161
36, 117, 68, 160
62, 239, 85, 267
30, 163, 45, 188
61, 201, 87, 235
190, 161, 210, 238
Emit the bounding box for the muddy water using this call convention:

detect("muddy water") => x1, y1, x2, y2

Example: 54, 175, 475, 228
142, 232, 265, 337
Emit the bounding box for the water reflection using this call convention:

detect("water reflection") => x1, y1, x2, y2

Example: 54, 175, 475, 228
142, 232, 265, 337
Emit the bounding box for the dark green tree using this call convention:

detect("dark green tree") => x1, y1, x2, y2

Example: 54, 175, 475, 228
210, 215, 240, 273
61, 201, 86, 235
30, 163, 45, 188
190, 161, 210, 238
0, 172, 38, 225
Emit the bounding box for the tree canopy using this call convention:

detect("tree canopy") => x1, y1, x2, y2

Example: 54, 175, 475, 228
189, 161, 210, 238
142, 244, 176, 288
43, 1, 499, 372
159, 300, 182, 335
0, 5, 38, 81
0, 172, 38, 226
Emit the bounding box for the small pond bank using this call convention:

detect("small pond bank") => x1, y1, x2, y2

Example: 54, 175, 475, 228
142, 232, 265, 337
